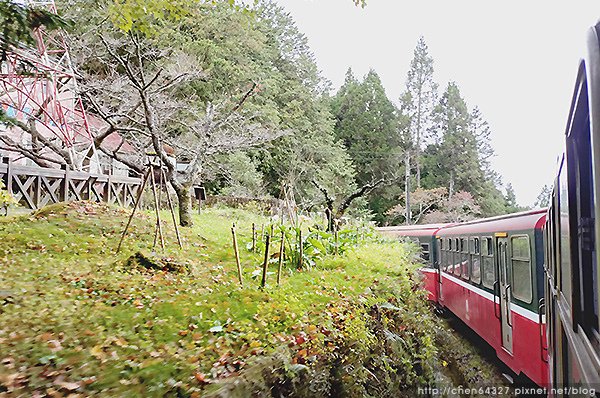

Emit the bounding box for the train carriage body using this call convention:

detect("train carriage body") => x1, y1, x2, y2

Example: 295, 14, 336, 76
436, 210, 549, 386
543, 21, 600, 395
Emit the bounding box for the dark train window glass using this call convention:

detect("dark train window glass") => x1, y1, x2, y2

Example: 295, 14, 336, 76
511, 236, 532, 303
471, 238, 481, 284
559, 163, 572, 306
461, 238, 469, 279
454, 238, 460, 276
421, 243, 430, 262
436, 240, 441, 270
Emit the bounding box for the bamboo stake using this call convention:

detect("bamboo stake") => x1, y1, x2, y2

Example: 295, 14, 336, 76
277, 230, 284, 286
117, 167, 151, 253
162, 168, 183, 249
150, 167, 165, 250
252, 223, 256, 253
152, 165, 164, 248
232, 224, 243, 286
261, 234, 271, 288
334, 228, 339, 256
298, 229, 303, 270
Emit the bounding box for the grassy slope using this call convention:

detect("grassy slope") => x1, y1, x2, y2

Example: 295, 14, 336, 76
0, 202, 435, 397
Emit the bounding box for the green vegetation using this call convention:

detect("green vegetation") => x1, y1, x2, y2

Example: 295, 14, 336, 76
0, 202, 437, 396
0, 180, 16, 212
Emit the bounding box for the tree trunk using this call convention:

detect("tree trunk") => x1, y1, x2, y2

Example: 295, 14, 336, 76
173, 182, 193, 227
449, 171, 455, 199
325, 207, 335, 233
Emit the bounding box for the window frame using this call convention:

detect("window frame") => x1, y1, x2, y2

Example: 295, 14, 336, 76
510, 234, 533, 304
481, 236, 495, 289
470, 237, 481, 284
461, 237, 469, 280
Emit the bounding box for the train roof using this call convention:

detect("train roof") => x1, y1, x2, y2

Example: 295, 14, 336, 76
377, 223, 448, 237
435, 208, 547, 236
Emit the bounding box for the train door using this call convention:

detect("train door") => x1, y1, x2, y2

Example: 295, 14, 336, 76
497, 237, 513, 353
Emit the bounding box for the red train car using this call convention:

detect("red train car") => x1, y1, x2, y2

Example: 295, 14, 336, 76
378, 224, 447, 301
435, 209, 548, 386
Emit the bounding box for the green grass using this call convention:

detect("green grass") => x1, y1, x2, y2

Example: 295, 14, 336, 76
0, 201, 434, 397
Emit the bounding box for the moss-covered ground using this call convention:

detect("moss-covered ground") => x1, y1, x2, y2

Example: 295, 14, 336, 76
0, 201, 438, 397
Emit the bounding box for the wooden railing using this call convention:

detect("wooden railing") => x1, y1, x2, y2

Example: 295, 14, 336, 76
0, 158, 142, 209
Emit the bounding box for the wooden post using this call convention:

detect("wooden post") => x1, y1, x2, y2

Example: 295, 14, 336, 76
116, 168, 150, 253
277, 230, 284, 286
260, 234, 270, 288
149, 167, 165, 250
252, 223, 256, 253
34, 175, 41, 209
297, 229, 303, 270
232, 224, 243, 286
334, 227, 339, 256
60, 165, 69, 202
162, 168, 183, 249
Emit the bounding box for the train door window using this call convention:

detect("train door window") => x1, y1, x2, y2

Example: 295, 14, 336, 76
436, 239, 442, 270
510, 235, 532, 303
461, 237, 469, 279
421, 243, 430, 262
482, 237, 495, 288
471, 237, 481, 284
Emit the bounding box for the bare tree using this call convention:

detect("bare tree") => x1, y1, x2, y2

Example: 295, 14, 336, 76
77, 29, 286, 226
312, 178, 384, 232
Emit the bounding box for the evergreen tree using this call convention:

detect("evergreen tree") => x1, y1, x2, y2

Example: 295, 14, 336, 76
428, 82, 481, 196
504, 183, 522, 213
399, 36, 438, 188
330, 69, 402, 222
534, 184, 552, 208
331, 69, 400, 185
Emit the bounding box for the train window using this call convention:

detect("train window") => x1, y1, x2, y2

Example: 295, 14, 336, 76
558, 162, 573, 307
421, 243, 430, 262
511, 236, 532, 303
446, 238, 452, 272
461, 238, 469, 279
455, 238, 461, 276
482, 237, 495, 288
471, 237, 481, 284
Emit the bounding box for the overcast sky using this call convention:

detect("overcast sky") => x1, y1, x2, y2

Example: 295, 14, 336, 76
273, 0, 599, 206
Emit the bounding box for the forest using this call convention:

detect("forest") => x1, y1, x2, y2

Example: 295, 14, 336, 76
0, 0, 535, 226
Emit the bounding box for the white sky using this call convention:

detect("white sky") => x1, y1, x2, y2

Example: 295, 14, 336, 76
273, 0, 599, 207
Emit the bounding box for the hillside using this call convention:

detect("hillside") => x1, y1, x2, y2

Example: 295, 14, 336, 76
0, 202, 438, 397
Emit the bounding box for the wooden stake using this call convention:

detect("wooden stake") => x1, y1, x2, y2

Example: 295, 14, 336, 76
252, 223, 256, 253
261, 234, 270, 288
162, 168, 183, 249
334, 228, 339, 256
298, 229, 303, 270
117, 167, 150, 253
150, 167, 165, 250
277, 230, 284, 286
232, 224, 243, 286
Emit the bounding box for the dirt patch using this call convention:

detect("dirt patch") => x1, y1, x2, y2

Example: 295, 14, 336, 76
125, 251, 189, 273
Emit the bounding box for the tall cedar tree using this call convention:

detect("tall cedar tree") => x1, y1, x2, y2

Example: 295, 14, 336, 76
428, 82, 482, 197
399, 36, 438, 188
330, 69, 402, 223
